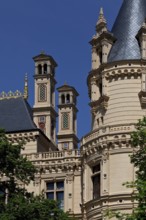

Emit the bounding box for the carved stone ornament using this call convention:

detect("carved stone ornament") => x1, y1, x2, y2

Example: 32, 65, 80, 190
66, 174, 74, 184
90, 95, 109, 111
139, 90, 146, 108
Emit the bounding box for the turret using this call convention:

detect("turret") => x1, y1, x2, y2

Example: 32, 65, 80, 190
57, 84, 79, 151
90, 8, 116, 69
33, 52, 58, 144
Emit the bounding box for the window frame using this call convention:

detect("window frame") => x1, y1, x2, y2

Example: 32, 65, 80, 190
61, 112, 69, 130
46, 180, 64, 209
38, 83, 47, 102
91, 163, 101, 200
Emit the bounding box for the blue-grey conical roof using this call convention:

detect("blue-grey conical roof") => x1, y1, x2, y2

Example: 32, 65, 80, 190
108, 0, 146, 62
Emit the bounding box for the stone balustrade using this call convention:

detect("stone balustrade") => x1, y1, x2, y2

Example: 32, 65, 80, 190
24, 149, 81, 161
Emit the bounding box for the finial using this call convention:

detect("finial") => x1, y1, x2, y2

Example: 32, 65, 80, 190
40, 50, 45, 55
96, 7, 106, 26
64, 81, 67, 86
95, 7, 107, 35
24, 73, 28, 100
99, 8, 104, 18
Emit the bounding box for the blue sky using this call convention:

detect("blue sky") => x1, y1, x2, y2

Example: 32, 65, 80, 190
0, 0, 122, 139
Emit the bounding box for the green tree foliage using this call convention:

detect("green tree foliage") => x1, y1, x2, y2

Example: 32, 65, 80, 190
108, 117, 146, 220
0, 194, 70, 220
0, 129, 71, 220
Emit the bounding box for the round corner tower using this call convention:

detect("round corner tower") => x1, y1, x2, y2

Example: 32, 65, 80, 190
81, 1, 146, 219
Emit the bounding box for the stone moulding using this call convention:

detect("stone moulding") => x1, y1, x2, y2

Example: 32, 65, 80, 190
85, 193, 137, 220
104, 67, 141, 80
7, 131, 39, 142
90, 95, 109, 112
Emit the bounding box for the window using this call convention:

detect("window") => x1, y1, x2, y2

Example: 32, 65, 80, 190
44, 64, 47, 74
92, 164, 100, 200
66, 94, 70, 103
38, 116, 45, 123
99, 50, 102, 64
62, 142, 69, 150
62, 113, 69, 129
38, 84, 47, 102
61, 94, 65, 104
101, 116, 104, 125
46, 181, 64, 209
38, 116, 46, 133
99, 82, 102, 97
38, 64, 42, 75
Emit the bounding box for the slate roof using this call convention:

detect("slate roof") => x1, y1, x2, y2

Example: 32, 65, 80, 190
0, 97, 37, 132
108, 0, 146, 62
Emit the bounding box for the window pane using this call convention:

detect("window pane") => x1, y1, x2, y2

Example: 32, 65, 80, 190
57, 181, 64, 190
46, 182, 54, 190
46, 192, 54, 200
57, 191, 64, 209
93, 174, 100, 199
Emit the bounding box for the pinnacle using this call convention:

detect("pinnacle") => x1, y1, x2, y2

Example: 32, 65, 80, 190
99, 7, 104, 18
96, 7, 106, 26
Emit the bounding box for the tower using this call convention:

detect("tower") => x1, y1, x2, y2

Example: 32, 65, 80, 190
33, 52, 58, 144
81, 1, 146, 219
57, 84, 79, 151
89, 8, 116, 130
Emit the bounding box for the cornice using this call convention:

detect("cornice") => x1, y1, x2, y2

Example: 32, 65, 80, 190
87, 59, 146, 84
7, 130, 39, 143
33, 106, 58, 117
89, 95, 109, 112
33, 73, 57, 84
57, 133, 79, 143
58, 103, 78, 112
81, 123, 136, 156
89, 31, 116, 46
24, 150, 81, 173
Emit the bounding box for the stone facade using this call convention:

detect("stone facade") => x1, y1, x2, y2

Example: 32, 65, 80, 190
1, 1, 146, 220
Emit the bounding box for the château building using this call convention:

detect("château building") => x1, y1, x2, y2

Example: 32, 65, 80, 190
0, 0, 146, 219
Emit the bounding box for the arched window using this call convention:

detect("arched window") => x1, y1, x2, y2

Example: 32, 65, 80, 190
38, 64, 42, 75
38, 84, 47, 102
66, 94, 70, 103
44, 64, 47, 74
62, 113, 69, 129
61, 94, 65, 104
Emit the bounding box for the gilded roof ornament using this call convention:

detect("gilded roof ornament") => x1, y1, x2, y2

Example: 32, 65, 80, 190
24, 73, 28, 100
0, 90, 23, 100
